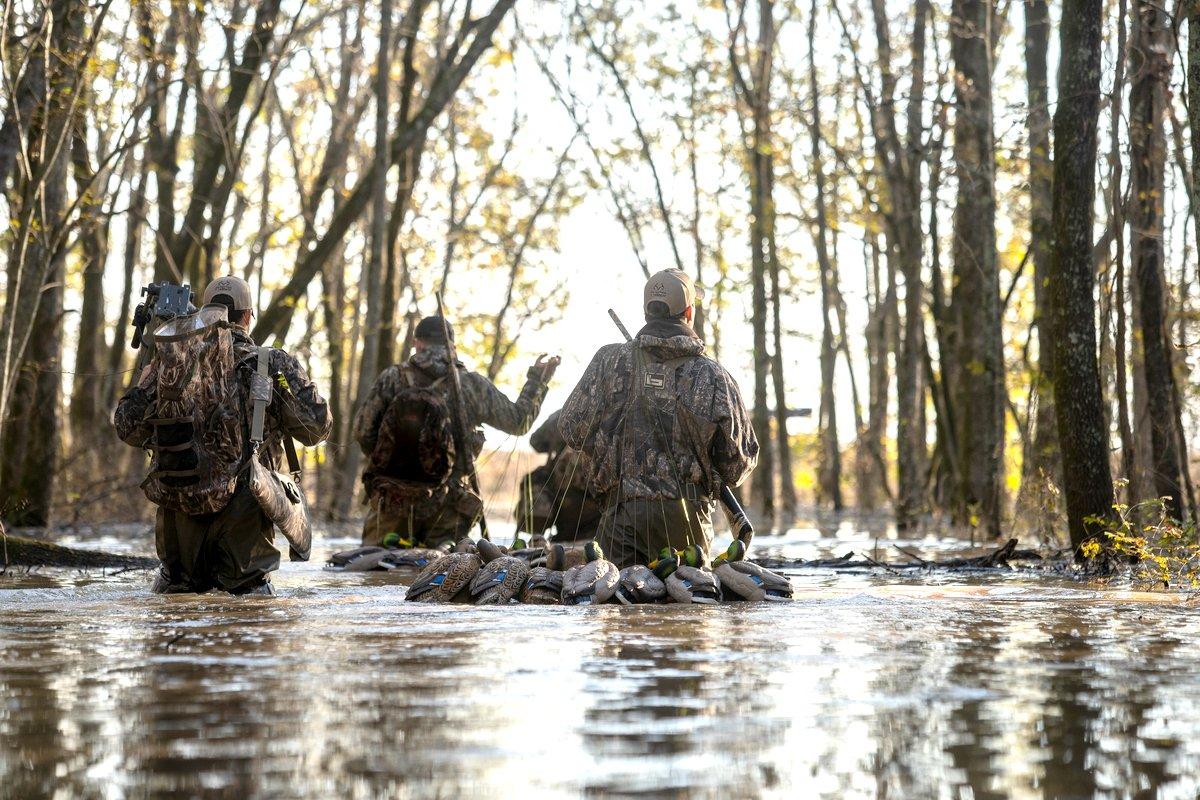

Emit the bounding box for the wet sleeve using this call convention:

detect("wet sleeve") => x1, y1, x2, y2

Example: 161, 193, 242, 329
709, 367, 759, 489
353, 366, 400, 454
559, 350, 609, 451
269, 350, 333, 447
463, 369, 549, 436
112, 364, 157, 447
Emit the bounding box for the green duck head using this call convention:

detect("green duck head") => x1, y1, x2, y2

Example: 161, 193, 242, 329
713, 539, 747, 566
511, 536, 527, 551
382, 532, 413, 549
650, 553, 679, 580
583, 541, 605, 563
680, 544, 708, 569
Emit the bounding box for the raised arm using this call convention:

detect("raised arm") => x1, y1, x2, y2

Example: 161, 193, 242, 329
462, 367, 551, 436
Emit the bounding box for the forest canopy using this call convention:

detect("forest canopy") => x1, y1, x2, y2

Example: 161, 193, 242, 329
1, 0, 1196, 559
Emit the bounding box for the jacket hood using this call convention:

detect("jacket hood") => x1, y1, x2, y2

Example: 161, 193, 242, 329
409, 344, 462, 378
636, 318, 705, 359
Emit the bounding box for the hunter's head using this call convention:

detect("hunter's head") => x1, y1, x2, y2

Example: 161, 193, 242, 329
201, 276, 254, 329
643, 269, 701, 324
413, 315, 453, 351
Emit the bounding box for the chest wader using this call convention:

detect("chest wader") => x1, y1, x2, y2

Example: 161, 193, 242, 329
621, 350, 710, 543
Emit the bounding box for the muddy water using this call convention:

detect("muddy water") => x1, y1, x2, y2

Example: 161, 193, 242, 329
3, 524, 1200, 799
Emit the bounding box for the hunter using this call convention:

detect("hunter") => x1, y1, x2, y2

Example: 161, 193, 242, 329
114, 276, 332, 595
514, 409, 602, 542
354, 315, 559, 546
559, 269, 758, 568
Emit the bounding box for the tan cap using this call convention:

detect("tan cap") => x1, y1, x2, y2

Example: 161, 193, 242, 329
201, 276, 254, 313
643, 269, 702, 316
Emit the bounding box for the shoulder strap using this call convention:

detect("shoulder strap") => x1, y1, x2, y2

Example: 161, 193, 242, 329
283, 435, 302, 478
250, 347, 271, 444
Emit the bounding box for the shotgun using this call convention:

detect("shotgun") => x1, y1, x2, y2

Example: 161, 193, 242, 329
436, 293, 489, 540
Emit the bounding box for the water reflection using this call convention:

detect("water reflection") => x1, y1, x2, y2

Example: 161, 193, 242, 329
3, 554, 1200, 798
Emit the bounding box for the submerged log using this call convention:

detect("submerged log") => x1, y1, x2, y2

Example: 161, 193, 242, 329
1, 530, 157, 570
753, 538, 1054, 573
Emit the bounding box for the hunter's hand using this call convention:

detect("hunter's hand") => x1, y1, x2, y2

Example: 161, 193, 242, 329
529, 354, 561, 384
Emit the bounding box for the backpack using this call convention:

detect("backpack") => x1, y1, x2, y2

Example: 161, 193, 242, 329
363, 370, 456, 505
140, 304, 246, 515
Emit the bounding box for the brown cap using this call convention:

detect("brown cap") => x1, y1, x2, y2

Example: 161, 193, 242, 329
201, 276, 254, 313
643, 269, 701, 316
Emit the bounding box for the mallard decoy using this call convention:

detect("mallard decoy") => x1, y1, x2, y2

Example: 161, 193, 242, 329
406, 552, 483, 603
663, 545, 720, 604
562, 542, 619, 605
382, 547, 447, 570
454, 537, 477, 553
470, 539, 531, 605
325, 546, 392, 572
547, 542, 590, 571
712, 541, 792, 601
519, 566, 564, 604
615, 564, 666, 605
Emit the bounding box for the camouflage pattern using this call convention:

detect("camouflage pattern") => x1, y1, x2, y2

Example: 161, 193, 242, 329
116, 329, 332, 470
136, 307, 243, 516
354, 344, 550, 545
114, 327, 332, 592
559, 318, 758, 504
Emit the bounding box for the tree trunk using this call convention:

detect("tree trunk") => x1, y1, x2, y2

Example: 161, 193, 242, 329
1048, 0, 1114, 553
68, 103, 109, 448
0, 0, 84, 525
949, 0, 1003, 537
746, 0, 777, 523
808, 0, 841, 511
1129, 0, 1184, 519
340, 0, 394, 517
1017, 0, 1061, 518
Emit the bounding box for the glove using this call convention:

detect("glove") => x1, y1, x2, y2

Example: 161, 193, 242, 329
528, 354, 561, 384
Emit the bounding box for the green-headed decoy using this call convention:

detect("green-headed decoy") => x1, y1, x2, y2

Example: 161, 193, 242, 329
561, 541, 620, 605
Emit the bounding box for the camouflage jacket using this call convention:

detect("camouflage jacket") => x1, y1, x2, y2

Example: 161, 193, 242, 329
354, 345, 550, 479
114, 328, 333, 473
559, 318, 758, 503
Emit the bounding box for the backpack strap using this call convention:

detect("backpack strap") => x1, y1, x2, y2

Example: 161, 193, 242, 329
250, 347, 272, 446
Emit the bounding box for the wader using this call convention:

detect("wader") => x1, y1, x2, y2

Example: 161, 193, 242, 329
151, 482, 278, 594
596, 494, 714, 569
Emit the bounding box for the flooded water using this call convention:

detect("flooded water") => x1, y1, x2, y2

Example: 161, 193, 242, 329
3, 523, 1200, 798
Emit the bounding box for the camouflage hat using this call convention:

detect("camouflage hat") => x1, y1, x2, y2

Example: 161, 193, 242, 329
644, 269, 702, 316
201, 276, 254, 313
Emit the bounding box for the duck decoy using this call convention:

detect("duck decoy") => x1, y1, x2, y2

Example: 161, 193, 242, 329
663, 545, 721, 604
325, 546, 393, 572
561, 542, 620, 606
547, 542, 590, 571
713, 541, 793, 602
470, 539, 531, 605
406, 552, 483, 603
615, 564, 667, 605
382, 547, 446, 570
519, 566, 564, 604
